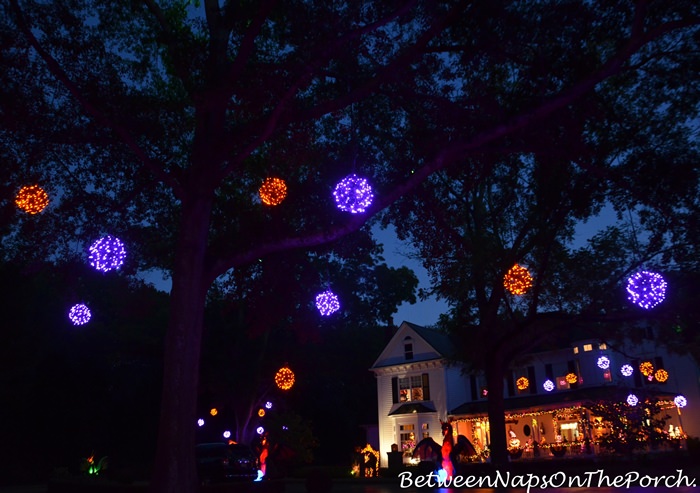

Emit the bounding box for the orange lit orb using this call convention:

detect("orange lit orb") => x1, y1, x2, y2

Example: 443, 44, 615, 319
258, 408, 266, 417
503, 264, 533, 295
15, 184, 49, 214
516, 377, 529, 390
259, 177, 288, 206
210, 408, 218, 416
275, 366, 295, 390
654, 368, 668, 383
565, 373, 578, 384
639, 361, 654, 377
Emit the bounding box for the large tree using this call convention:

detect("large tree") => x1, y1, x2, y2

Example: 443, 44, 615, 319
3, 0, 698, 489
382, 2, 700, 465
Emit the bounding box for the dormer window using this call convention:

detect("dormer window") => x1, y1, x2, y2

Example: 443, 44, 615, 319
404, 336, 414, 360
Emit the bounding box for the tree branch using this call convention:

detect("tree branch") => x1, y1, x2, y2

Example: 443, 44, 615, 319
10, 0, 184, 198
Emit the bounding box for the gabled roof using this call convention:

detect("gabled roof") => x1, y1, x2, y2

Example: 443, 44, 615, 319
370, 321, 455, 370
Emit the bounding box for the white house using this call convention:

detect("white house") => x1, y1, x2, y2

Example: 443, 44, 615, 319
371, 321, 700, 467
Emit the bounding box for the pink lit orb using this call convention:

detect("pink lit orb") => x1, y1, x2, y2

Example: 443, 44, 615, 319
626, 271, 667, 309
315, 290, 340, 316
333, 174, 374, 214
89, 235, 126, 272
68, 303, 91, 326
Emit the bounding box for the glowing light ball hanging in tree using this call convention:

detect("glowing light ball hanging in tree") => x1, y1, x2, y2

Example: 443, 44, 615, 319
15, 185, 50, 214
89, 235, 126, 272
333, 174, 374, 213
258, 408, 266, 417
597, 356, 611, 370
620, 364, 634, 377
223, 431, 231, 439
565, 373, 578, 384
654, 368, 669, 383
674, 395, 687, 408
68, 303, 91, 326
503, 264, 533, 295
210, 408, 218, 416
197, 419, 205, 427
275, 366, 295, 390
626, 394, 639, 406
626, 271, 667, 309
639, 361, 654, 377
543, 379, 555, 392
516, 377, 529, 390
259, 177, 288, 206
265, 401, 272, 409
315, 290, 340, 316
257, 426, 265, 435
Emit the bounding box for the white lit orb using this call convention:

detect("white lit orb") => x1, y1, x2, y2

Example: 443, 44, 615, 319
620, 364, 634, 377
333, 174, 374, 213
626, 271, 667, 309
197, 419, 205, 427
674, 395, 687, 408
265, 401, 273, 409
597, 356, 610, 370
627, 393, 639, 406
89, 235, 127, 272
256, 426, 265, 435
315, 290, 340, 316
543, 379, 555, 392
68, 303, 92, 325
223, 430, 231, 439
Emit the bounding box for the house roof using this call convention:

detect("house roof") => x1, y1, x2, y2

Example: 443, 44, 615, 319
449, 385, 679, 416
388, 402, 437, 416
370, 321, 455, 370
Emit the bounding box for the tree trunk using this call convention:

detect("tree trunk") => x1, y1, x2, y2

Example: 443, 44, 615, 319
150, 194, 213, 493
485, 358, 509, 468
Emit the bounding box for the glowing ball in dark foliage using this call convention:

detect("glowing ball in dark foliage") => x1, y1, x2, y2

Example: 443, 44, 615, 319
626, 271, 666, 309
315, 290, 340, 316
68, 303, 91, 325
333, 174, 374, 213
503, 264, 533, 295
15, 184, 49, 214
259, 177, 288, 206
89, 235, 126, 272
275, 366, 295, 390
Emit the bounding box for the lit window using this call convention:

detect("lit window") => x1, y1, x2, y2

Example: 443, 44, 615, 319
398, 375, 429, 402
599, 343, 607, 350
573, 347, 579, 354
399, 424, 416, 453
583, 344, 593, 352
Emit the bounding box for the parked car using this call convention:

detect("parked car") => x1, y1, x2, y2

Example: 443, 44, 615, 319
195, 442, 259, 483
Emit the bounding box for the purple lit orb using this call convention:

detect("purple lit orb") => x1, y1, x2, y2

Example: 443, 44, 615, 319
620, 364, 634, 377
265, 401, 273, 409
89, 235, 127, 272
256, 426, 265, 435
542, 379, 555, 392
626, 270, 667, 309
69, 303, 92, 325
333, 174, 374, 214
626, 393, 639, 406
197, 419, 205, 427
674, 395, 687, 408
597, 356, 610, 370
223, 430, 231, 439
315, 290, 340, 316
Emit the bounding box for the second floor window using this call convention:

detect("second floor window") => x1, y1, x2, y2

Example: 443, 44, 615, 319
392, 373, 431, 403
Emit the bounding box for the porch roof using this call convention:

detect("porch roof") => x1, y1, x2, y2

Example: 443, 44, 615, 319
388, 401, 437, 416
449, 385, 678, 416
